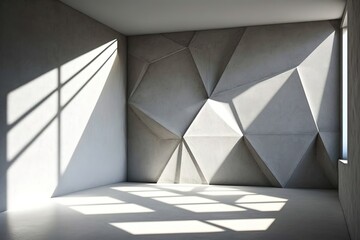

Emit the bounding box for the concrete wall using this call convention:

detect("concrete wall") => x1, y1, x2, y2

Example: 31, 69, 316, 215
127, 21, 340, 188
339, 0, 360, 239
0, 0, 127, 211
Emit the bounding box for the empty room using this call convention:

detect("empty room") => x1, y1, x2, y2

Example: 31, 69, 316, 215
0, 0, 359, 239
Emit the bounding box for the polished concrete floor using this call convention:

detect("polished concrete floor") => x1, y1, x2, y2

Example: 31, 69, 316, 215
0, 183, 350, 240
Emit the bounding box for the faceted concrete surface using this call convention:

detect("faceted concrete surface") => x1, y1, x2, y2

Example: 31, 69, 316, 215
128, 21, 340, 188
0, 183, 349, 240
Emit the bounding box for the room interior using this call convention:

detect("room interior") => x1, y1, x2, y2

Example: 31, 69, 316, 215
0, 0, 359, 239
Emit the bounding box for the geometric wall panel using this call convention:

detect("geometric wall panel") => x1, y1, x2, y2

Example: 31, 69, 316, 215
297, 30, 340, 132
127, 107, 180, 182
128, 21, 340, 189
185, 137, 271, 186
162, 31, 195, 47
130, 50, 208, 137
158, 141, 206, 184
286, 136, 334, 189
317, 132, 340, 187
184, 99, 242, 137
128, 55, 148, 98
129, 103, 179, 140
213, 69, 318, 134
128, 34, 184, 63
213, 21, 336, 95
245, 134, 316, 187
189, 28, 245, 96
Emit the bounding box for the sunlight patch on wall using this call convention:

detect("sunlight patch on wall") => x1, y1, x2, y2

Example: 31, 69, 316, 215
6, 39, 118, 210
60, 41, 117, 174
7, 69, 58, 125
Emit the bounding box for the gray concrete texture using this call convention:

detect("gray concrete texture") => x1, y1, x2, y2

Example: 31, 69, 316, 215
0, 183, 350, 240
339, 0, 360, 239
0, 0, 127, 212
128, 21, 340, 188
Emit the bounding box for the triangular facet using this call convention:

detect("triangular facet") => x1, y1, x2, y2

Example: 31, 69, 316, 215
127, 108, 180, 182
213, 21, 335, 95
179, 142, 206, 184
189, 28, 245, 96
128, 55, 149, 98
316, 132, 339, 187
131, 50, 208, 137
128, 35, 184, 63
185, 100, 242, 137
214, 69, 317, 134
297, 29, 339, 132
286, 134, 334, 188
157, 143, 181, 183
162, 31, 195, 47
185, 137, 270, 186
319, 132, 340, 163
245, 134, 315, 187
130, 103, 180, 139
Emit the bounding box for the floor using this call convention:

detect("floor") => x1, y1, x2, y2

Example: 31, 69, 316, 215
0, 183, 350, 240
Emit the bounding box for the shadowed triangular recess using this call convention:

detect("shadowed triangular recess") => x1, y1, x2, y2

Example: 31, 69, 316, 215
128, 34, 184, 63
213, 21, 335, 95
297, 25, 339, 131
184, 99, 242, 137
316, 132, 339, 187
189, 28, 245, 96
180, 141, 207, 184
286, 134, 333, 188
127, 108, 180, 182
129, 103, 180, 139
157, 143, 181, 183
185, 137, 270, 186
128, 55, 149, 98
245, 134, 315, 187
162, 31, 195, 47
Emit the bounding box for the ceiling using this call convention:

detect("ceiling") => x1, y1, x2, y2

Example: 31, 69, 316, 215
60, 0, 346, 36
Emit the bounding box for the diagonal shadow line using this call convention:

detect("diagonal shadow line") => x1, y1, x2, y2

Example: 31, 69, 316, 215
60, 49, 117, 111
187, 31, 197, 47
7, 49, 117, 166
155, 141, 181, 183
128, 102, 181, 140
150, 47, 187, 64
183, 139, 208, 184
210, 27, 247, 98
7, 114, 58, 167
188, 47, 210, 98
128, 55, 149, 99
295, 67, 320, 132
210, 27, 247, 97
243, 136, 281, 187
60, 40, 117, 88
229, 101, 245, 134
7, 40, 117, 131
284, 133, 318, 188
175, 143, 182, 183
